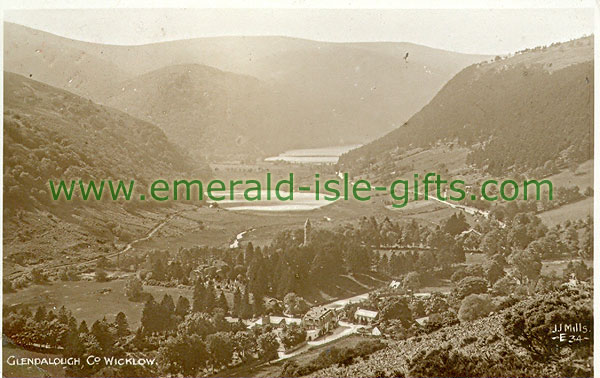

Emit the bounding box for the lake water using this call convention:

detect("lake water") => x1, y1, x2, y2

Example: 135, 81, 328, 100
211, 145, 361, 211
265, 144, 361, 164
209, 190, 334, 212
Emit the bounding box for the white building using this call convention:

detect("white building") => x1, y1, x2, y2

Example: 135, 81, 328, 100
371, 327, 382, 336
354, 308, 378, 324
389, 280, 402, 289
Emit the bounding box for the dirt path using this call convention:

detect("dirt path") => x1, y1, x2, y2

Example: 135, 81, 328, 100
7, 210, 183, 279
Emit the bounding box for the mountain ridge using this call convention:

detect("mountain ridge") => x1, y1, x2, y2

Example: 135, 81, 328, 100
5, 22, 489, 158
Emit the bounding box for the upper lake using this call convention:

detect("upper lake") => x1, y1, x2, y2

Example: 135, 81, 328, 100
264, 144, 361, 164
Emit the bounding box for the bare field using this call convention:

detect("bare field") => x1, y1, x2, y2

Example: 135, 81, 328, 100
537, 197, 593, 227
546, 160, 593, 189
3, 341, 66, 378
541, 259, 593, 276
3, 279, 193, 328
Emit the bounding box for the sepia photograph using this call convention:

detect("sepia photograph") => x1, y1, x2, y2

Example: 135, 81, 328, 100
1, 1, 596, 377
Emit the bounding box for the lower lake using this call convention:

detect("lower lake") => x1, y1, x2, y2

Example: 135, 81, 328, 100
209, 190, 335, 212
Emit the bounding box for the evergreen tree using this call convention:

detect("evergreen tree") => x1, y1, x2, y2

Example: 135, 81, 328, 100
175, 296, 190, 317
217, 291, 229, 313
78, 320, 89, 334
204, 286, 217, 313
34, 306, 46, 322
167, 261, 183, 282
233, 287, 242, 318
152, 259, 166, 281
247, 252, 268, 298
193, 279, 207, 312
252, 293, 264, 317
115, 312, 129, 337
245, 242, 255, 264
141, 299, 170, 334
91, 319, 114, 353
236, 252, 245, 266
378, 254, 390, 275
125, 277, 144, 301
240, 288, 252, 319
57, 305, 70, 325
160, 294, 175, 314
95, 268, 108, 282
46, 310, 57, 322
63, 328, 86, 359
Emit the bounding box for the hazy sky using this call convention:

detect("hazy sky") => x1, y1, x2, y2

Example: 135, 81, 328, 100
4, 7, 594, 54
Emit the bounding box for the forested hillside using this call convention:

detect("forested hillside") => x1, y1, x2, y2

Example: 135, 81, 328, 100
3, 72, 207, 270
102, 64, 289, 158
339, 36, 593, 176
4, 72, 201, 210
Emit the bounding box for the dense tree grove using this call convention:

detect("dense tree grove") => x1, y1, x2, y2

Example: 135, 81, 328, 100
4, 73, 197, 213
115, 215, 473, 305
3, 291, 282, 377
4, 207, 593, 377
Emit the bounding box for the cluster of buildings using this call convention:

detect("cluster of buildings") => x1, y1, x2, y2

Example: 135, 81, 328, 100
246, 303, 382, 342
302, 306, 337, 340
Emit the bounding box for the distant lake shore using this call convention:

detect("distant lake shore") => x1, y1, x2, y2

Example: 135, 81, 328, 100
265, 144, 361, 164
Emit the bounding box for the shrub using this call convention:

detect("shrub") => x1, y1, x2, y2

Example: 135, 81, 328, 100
284, 339, 385, 377
380, 298, 413, 326
281, 360, 300, 377
450, 268, 467, 283
493, 295, 519, 311
59, 267, 80, 281
558, 356, 593, 378
354, 339, 385, 356
460, 335, 478, 346
483, 260, 505, 284
491, 276, 518, 296
403, 272, 421, 291
424, 310, 458, 333
458, 294, 493, 322
424, 294, 449, 316
3, 278, 15, 293
503, 289, 592, 361
95, 268, 109, 282
563, 260, 592, 281
486, 333, 501, 344
372, 368, 405, 378
30, 267, 47, 284
453, 276, 487, 300
12, 276, 29, 289
451, 264, 484, 283
407, 344, 540, 377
